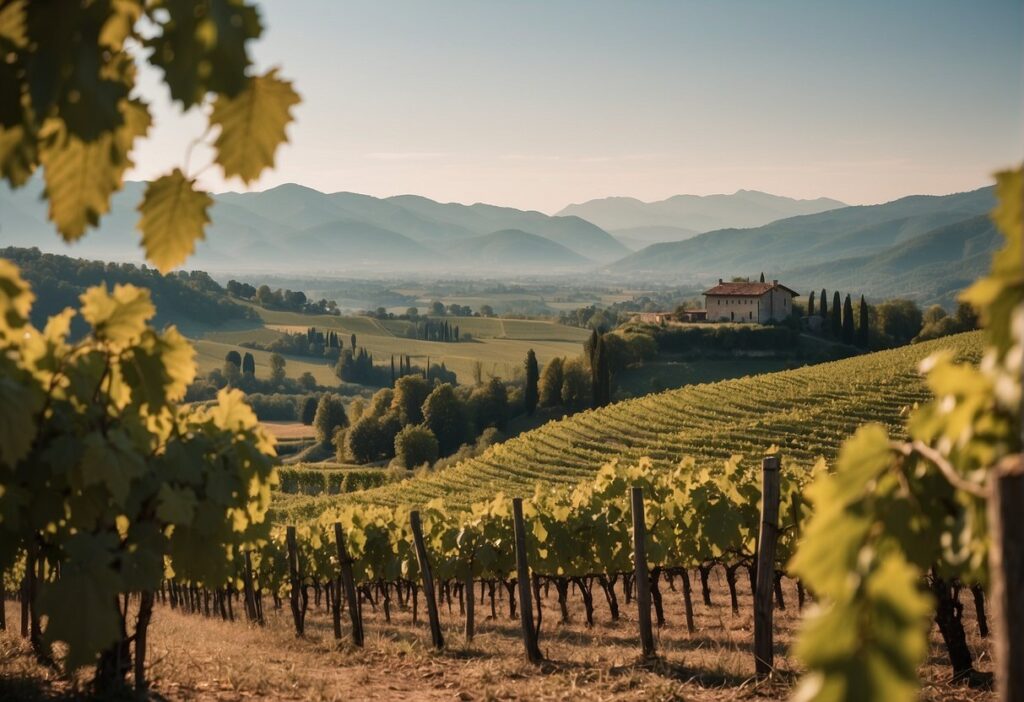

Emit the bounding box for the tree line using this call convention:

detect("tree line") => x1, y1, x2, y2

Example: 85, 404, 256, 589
226, 280, 340, 316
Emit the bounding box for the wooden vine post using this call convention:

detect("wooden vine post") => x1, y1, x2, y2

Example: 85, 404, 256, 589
464, 570, 476, 642
410, 511, 444, 649
333, 522, 364, 647
630, 487, 656, 657
754, 454, 781, 676
989, 455, 1024, 702
286, 526, 304, 636
242, 551, 258, 624
512, 497, 543, 663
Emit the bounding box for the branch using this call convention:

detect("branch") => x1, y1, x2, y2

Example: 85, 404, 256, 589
892, 440, 989, 498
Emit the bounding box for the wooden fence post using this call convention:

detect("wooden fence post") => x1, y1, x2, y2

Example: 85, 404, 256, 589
286, 526, 304, 636
464, 572, 475, 642
242, 551, 258, 624
333, 522, 364, 647
410, 511, 444, 649
754, 454, 781, 676
512, 497, 543, 663
631, 487, 656, 657
989, 456, 1024, 702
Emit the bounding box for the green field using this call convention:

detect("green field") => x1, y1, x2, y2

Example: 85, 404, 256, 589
277, 331, 980, 511
193, 307, 590, 386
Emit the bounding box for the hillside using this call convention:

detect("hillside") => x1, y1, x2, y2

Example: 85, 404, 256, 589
445, 229, 590, 268
282, 332, 982, 513
559, 189, 846, 232
1, 246, 256, 335
608, 185, 995, 281
1, 179, 627, 271
610, 224, 701, 249
783, 214, 999, 306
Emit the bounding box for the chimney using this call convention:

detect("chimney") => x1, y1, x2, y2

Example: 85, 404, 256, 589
718, 278, 723, 284
773, 279, 778, 285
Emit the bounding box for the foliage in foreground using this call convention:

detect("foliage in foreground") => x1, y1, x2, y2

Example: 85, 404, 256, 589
0, 264, 277, 680
791, 166, 1023, 701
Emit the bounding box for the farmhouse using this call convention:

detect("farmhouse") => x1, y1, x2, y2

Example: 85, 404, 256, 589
703, 279, 798, 323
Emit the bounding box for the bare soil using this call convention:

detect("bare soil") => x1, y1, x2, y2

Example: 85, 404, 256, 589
0, 572, 995, 701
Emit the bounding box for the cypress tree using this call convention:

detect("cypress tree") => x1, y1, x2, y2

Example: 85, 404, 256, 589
242, 352, 256, 376
842, 294, 855, 344
760, 271, 765, 282
592, 336, 610, 408
524, 349, 539, 415
808, 290, 816, 317
391, 355, 396, 384
831, 290, 842, 337
820, 289, 828, 322
858, 295, 870, 348
350, 333, 357, 351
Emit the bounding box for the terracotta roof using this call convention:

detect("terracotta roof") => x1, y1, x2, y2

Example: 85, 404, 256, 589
703, 281, 799, 296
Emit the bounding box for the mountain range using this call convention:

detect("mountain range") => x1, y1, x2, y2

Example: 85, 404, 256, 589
0, 178, 998, 306
608, 185, 997, 307
0, 180, 628, 271
558, 190, 848, 245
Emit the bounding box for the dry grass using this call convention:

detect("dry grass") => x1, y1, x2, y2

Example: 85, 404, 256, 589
261, 421, 316, 441
0, 572, 995, 701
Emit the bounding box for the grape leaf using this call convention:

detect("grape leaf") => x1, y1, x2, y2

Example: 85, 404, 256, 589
39, 99, 150, 241
145, 0, 262, 108
137, 168, 213, 273
80, 283, 155, 345
38, 533, 122, 671
210, 68, 299, 183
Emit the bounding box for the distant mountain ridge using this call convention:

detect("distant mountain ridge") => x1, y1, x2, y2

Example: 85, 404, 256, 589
0, 180, 627, 271
608, 185, 997, 306
558, 189, 847, 235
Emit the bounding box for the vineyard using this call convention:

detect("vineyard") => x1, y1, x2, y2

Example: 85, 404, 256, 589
278, 332, 983, 518
134, 332, 990, 691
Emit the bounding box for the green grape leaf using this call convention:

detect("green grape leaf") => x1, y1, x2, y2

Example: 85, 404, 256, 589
0, 370, 42, 468
145, 0, 262, 108
38, 99, 150, 241
24, 0, 128, 140
79, 432, 145, 504
210, 68, 300, 183
38, 533, 122, 671
137, 168, 213, 273
0, 124, 38, 187
0, 1, 28, 47
80, 283, 154, 345
0, 258, 34, 336
156, 484, 198, 524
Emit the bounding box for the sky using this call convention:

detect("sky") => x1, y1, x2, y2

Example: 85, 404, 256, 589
129, 0, 1024, 214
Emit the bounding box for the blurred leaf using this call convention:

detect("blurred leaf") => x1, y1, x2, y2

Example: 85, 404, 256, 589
210, 68, 299, 183
137, 168, 212, 273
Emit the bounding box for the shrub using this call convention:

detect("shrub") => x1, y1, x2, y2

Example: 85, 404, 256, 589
394, 425, 440, 469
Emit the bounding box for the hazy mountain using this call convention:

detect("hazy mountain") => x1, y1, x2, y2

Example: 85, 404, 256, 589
0, 180, 627, 271
559, 190, 847, 233
609, 186, 995, 279
442, 229, 590, 269
610, 225, 701, 250
782, 214, 999, 308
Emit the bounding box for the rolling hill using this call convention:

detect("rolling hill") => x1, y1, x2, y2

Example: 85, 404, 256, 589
559, 189, 846, 233
274, 332, 982, 516
608, 185, 996, 284
782, 214, 999, 306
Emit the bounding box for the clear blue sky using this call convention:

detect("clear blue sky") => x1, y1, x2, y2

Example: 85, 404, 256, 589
130, 0, 1024, 213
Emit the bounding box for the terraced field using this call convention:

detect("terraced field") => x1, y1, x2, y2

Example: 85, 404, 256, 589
283, 331, 980, 512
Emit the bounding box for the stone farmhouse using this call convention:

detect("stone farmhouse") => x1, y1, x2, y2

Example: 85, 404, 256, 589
703, 279, 798, 323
